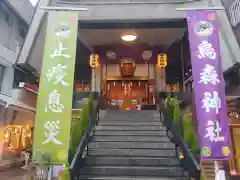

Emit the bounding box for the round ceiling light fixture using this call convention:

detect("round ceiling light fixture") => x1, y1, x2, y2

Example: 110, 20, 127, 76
121, 33, 137, 42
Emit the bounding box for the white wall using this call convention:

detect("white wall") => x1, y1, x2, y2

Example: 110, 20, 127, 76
135, 64, 148, 76
106, 64, 121, 77
91, 65, 101, 92
149, 64, 155, 79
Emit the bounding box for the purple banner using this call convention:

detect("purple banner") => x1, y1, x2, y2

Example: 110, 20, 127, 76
187, 11, 231, 160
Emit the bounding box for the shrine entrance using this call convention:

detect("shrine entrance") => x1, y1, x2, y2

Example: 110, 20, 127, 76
106, 79, 149, 107
100, 59, 157, 110
81, 22, 188, 110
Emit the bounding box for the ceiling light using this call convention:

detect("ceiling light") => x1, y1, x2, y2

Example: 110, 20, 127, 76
121, 34, 137, 42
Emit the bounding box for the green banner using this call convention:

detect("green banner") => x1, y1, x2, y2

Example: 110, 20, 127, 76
33, 11, 78, 164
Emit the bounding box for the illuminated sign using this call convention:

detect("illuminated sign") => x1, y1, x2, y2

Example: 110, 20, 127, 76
157, 53, 167, 68
90, 54, 99, 68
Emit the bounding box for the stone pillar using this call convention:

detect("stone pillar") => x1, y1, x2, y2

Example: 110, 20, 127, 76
156, 66, 166, 92
156, 66, 166, 111
96, 65, 101, 92
91, 65, 101, 92
159, 68, 166, 92
91, 68, 96, 92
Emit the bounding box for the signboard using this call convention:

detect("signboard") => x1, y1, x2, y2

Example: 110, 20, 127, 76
120, 59, 136, 76
187, 11, 231, 160
33, 12, 78, 164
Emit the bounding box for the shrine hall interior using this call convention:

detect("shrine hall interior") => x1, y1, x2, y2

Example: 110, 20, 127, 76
74, 20, 192, 106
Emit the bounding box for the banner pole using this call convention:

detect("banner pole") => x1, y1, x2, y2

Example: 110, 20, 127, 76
40, 6, 88, 11
176, 7, 225, 11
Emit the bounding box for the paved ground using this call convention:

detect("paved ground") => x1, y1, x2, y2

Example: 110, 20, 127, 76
0, 168, 36, 180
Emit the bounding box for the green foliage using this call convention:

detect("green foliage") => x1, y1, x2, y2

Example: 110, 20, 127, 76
172, 99, 181, 126
164, 97, 200, 155
59, 164, 71, 180
88, 93, 94, 112
165, 97, 174, 117
182, 112, 200, 154
70, 95, 94, 154
70, 93, 97, 154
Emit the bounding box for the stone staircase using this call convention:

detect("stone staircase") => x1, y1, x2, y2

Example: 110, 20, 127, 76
79, 110, 189, 179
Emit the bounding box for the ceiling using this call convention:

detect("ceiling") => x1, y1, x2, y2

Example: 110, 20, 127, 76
78, 28, 186, 49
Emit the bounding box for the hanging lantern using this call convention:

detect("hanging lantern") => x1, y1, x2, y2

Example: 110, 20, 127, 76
89, 54, 99, 68
157, 53, 167, 68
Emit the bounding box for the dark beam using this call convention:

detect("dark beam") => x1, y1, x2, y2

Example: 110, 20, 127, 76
79, 20, 187, 29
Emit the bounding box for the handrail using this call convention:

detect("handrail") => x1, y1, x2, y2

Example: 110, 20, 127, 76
70, 95, 100, 179
159, 98, 201, 179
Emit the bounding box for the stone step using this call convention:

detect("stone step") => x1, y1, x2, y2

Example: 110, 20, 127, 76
88, 149, 176, 157
104, 113, 155, 119
103, 114, 156, 118
92, 135, 170, 142
88, 141, 175, 149
100, 117, 160, 122
95, 125, 166, 131
80, 166, 185, 177
106, 110, 156, 114
79, 175, 189, 180
85, 156, 180, 166
98, 121, 163, 126
103, 115, 155, 118
101, 118, 155, 122
94, 130, 167, 136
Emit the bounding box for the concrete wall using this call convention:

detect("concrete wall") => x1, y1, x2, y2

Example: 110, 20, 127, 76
0, 1, 33, 50
17, 0, 240, 75
1, 67, 15, 96
0, 1, 34, 95
0, 3, 27, 65
225, 0, 240, 48
0, 0, 35, 159
5, 0, 35, 24
222, 0, 235, 9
